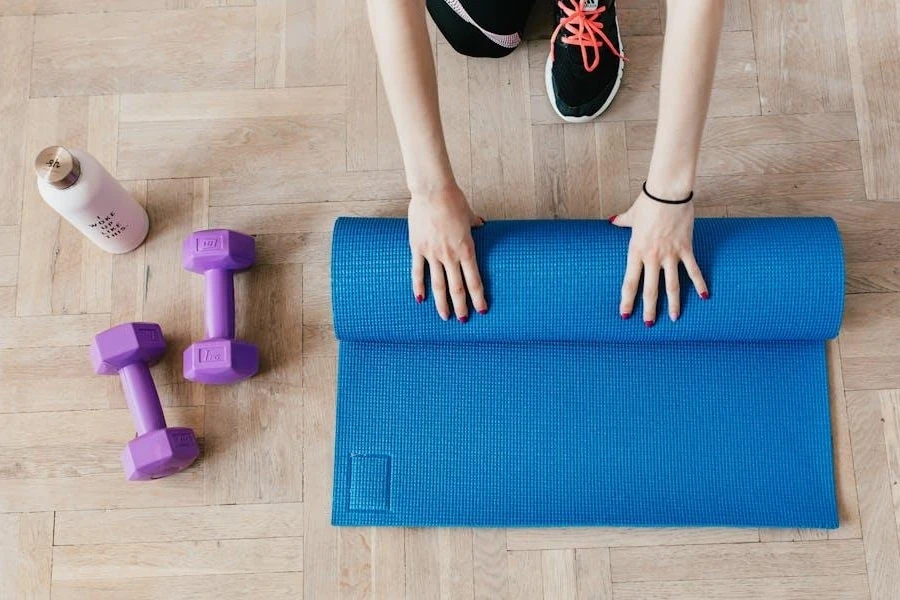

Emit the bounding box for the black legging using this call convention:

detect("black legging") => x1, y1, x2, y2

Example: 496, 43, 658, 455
427, 0, 538, 57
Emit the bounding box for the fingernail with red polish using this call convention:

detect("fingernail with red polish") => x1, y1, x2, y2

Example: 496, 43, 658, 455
701, 291, 710, 300
608, 215, 618, 224
416, 294, 424, 303
621, 312, 631, 320
459, 315, 469, 323
478, 308, 488, 315
645, 319, 655, 327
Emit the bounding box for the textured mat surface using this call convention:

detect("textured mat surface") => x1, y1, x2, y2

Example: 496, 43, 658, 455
330, 217, 844, 527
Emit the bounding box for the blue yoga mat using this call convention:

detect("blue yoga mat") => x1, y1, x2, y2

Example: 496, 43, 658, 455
330, 217, 844, 528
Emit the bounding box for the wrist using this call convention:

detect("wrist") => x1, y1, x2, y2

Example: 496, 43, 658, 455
646, 164, 695, 200
406, 168, 458, 198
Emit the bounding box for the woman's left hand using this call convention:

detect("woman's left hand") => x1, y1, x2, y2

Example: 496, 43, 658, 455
610, 191, 708, 325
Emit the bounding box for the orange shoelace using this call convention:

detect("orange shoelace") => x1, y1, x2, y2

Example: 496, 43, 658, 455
550, 0, 625, 72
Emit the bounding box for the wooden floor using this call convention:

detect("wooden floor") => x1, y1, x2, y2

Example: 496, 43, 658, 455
1, 0, 900, 598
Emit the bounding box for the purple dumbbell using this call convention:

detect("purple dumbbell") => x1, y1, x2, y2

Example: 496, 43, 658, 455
182, 229, 259, 384
90, 323, 200, 481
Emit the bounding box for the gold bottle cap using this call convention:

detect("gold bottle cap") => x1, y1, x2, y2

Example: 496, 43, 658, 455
35, 146, 81, 190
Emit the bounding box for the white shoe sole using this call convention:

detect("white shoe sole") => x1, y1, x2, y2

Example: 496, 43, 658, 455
544, 16, 625, 124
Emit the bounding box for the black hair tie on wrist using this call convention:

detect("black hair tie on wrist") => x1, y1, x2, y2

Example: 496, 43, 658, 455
642, 181, 693, 205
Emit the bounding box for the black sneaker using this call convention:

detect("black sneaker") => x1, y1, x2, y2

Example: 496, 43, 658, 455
546, 0, 625, 123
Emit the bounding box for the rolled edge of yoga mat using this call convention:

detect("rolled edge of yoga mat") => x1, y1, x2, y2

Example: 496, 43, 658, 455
332, 217, 844, 344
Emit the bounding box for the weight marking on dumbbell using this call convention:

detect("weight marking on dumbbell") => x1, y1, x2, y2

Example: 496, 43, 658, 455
196, 235, 224, 252
135, 326, 160, 342
173, 432, 195, 447
199, 346, 226, 363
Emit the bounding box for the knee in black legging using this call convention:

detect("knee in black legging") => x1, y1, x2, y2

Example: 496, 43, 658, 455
426, 0, 522, 58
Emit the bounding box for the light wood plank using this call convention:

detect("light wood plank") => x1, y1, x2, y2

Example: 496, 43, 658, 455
0, 287, 14, 317
659, 171, 867, 206
108, 180, 147, 330
239, 263, 302, 384
0, 512, 52, 600
596, 121, 632, 217
202, 383, 302, 504
881, 390, 900, 545
619, 3, 662, 36
405, 528, 441, 598
629, 142, 862, 178
847, 390, 900, 598
303, 324, 336, 357
339, 528, 373, 599
302, 262, 330, 327
253, 233, 331, 265
0, 15, 31, 226
575, 547, 612, 600
1, 0, 253, 15
119, 87, 346, 123
302, 356, 339, 599
371, 527, 406, 599
52, 537, 302, 581
841, 293, 900, 390
54, 502, 302, 546
842, 0, 900, 200
0, 314, 108, 349
613, 575, 870, 600
437, 40, 472, 199
256, 0, 286, 88
31, 8, 255, 96
469, 51, 535, 219
209, 199, 407, 235
610, 540, 865, 582
507, 550, 542, 600
828, 339, 863, 539
472, 530, 508, 599
0, 470, 204, 512
542, 549, 577, 600
0, 255, 17, 286
50, 572, 303, 600
751, 0, 854, 114
0, 407, 202, 480
118, 99, 345, 180
285, 0, 346, 87
17, 96, 87, 316
346, 1, 378, 171
847, 260, 900, 294
0, 225, 19, 256
625, 113, 859, 150
141, 179, 206, 396
507, 527, 758, 551
0, 346, 111, 412
209, 169, 406, 207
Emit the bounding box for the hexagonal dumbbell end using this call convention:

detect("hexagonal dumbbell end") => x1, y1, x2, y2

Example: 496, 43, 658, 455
122, 427, 200, 481
182, 229, 254, 274
90, 322, 166, 375
183, 338, 259, 385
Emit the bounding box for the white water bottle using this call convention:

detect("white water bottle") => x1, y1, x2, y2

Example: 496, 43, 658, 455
34, 146, 149, 254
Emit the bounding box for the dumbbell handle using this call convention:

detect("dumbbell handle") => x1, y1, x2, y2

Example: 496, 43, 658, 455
205, 268, 235, 339
119, 363, 167, 435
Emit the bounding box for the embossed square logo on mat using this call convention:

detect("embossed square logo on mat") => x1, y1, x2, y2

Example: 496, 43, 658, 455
349, 454, 392, 511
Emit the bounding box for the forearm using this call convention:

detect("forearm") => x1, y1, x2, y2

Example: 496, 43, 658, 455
366, 0, 455, 194
646, 0, 724, 198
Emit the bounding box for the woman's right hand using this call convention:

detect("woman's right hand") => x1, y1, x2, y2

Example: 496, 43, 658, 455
408, 183, 487, 322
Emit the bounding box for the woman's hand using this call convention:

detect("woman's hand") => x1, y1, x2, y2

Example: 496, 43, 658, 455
611, 191, 708, 325
409, 183, 487, 322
